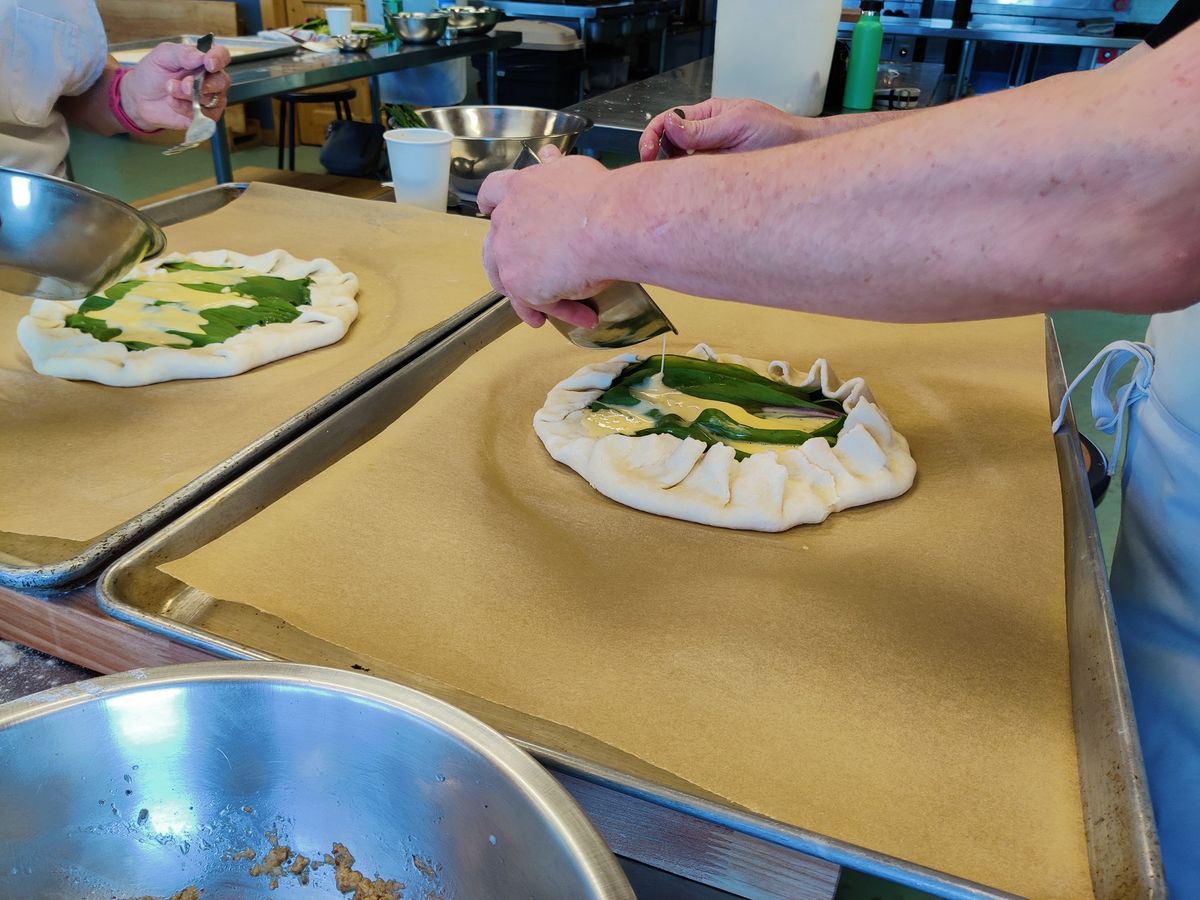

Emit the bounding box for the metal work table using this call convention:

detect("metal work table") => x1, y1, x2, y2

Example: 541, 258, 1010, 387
837, 16, 1140, 50
568, 56, 708, 156
488, 0, 679, 27
489, 0, 681, 88
569, 9, 1145, 157
210, 31, 521, 183
836, 17, 1140, 97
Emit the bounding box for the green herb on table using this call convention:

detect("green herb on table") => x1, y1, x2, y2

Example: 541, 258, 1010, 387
296, 17, 390, 43
381, 102, 428, 129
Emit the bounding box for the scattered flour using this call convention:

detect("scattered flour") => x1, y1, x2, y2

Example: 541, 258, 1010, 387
0, 641, 21, 668
0, 641, 95, 704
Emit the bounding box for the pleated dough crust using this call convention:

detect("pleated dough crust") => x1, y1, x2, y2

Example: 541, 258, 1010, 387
534, 344, 917, 532
17, 249, 359, 387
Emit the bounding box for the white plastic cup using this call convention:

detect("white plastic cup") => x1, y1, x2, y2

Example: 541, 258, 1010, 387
324, 6, 353, 36
383, 128, 453, 212
712, 0, 842, 116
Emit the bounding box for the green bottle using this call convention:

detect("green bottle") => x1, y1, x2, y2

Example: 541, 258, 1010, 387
842, 0, 884, 112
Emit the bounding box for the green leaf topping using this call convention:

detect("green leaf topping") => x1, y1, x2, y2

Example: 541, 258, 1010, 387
101, 280, 148, 301
590, 355, 848, 455
67, 267, 315, 352
166, 291, 313, 347
632, 409, 842, 460
160, 261, 238, 272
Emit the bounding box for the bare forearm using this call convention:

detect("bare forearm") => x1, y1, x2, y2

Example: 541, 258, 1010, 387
57, 58, 124, 135
815, 107, 913, 137
591, 48, 1200, 323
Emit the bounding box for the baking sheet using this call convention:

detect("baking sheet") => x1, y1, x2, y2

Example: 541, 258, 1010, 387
157, 298, 1089, 898
109, 36, 298, 67
0, 183, 491, 546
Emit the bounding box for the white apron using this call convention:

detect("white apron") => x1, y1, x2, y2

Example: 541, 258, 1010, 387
1056, 303, 1200, 896
0, 0, 108, 176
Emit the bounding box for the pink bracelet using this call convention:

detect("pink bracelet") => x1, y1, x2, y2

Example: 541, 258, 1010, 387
107, 67, 162, 135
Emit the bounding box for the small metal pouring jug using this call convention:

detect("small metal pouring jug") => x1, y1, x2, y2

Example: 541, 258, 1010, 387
509, 144, 677, 350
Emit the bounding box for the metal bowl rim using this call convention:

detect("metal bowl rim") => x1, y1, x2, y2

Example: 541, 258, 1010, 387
417, 105, 594, 141
0, 165, 166, 261
443, 6, 500, 20
2, 662, 518, 764
388, 9, 450, 19
0, 659, 631, 895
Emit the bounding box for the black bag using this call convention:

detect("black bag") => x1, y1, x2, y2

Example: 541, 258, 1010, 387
319, 119, 386, 178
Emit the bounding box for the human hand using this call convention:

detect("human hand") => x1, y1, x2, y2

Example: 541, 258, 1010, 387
120, 42, 232, 131
638, 97, 821, 162
477, 146, 611, 329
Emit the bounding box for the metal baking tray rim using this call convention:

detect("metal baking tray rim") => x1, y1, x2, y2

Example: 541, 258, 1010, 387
95, 308, 1160, 898
108, 35, 300, 67
0, 184, 500, 591
96, 593, 1014, 899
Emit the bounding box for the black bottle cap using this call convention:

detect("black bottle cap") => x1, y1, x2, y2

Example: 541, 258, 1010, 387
861, 0, 884, 10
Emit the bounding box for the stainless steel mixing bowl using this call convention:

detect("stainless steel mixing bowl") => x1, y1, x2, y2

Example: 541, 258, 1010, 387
0, 662, 634, 900
442, 5, 500, 35
0, 166, 165, 301
417, 105, 592, 196
386, 10, 449, 43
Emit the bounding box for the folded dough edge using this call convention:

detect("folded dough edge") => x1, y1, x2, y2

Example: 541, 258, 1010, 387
532, 344, 917, 532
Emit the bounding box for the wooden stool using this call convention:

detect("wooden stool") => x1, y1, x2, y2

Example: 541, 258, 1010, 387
275, 86, 357, 171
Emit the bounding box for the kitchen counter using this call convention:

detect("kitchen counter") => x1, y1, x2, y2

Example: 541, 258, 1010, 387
0, 641, 94, 705
843, 16, 1139, 49
489, 0, 679, 20
568, 56, 711, 155
489, 0, 682, 98
205, 30, 522, 183
569, 8, 1143, 158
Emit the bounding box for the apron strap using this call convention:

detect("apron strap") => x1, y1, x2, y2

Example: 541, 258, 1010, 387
1052, 340, 1155, 477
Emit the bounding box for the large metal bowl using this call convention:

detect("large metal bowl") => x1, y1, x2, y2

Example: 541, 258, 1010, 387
386, 10, 449, 44
417, 105, 592, 196
442, 5, 500, 35
0, 662, 634, 899
0, 166, 165, 301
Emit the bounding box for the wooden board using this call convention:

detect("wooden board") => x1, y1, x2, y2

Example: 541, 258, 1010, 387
0, 584, 218, 673
260, 0, 289, 30
0, 581, 840, 900
96, 0, 241, 43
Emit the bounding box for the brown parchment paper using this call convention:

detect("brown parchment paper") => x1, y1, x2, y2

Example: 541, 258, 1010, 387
0, 183, 491, 542
162, 300, 1088, 898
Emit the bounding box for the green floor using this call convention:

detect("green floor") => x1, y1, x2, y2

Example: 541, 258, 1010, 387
68, 129, 1147, 900
68, 127, 328, 201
